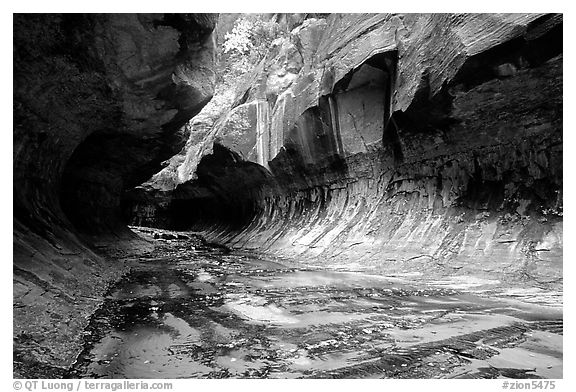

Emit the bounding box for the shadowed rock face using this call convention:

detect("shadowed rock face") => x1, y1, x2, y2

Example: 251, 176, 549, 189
14, 13, 216, 235
128, 14, 562, 283
13, 13, 216, 373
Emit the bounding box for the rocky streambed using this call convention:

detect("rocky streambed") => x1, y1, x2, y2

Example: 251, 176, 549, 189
64, 228, 562, 379
13, 13, 563, 381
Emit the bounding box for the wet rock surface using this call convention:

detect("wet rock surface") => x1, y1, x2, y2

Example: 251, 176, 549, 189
13, 13, 563, 379
68, 229, 562, 379
126, 14, 562, 287
13, 14, 217, 373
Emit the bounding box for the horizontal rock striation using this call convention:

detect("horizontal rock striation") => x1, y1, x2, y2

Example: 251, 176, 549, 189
13, 13, 217, 375
128, 14, 562, 284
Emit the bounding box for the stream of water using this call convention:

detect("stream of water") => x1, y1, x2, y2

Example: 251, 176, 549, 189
69, 230, 562, 379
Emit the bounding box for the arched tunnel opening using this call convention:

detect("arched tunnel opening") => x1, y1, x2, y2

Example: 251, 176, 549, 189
58, 130, 171, 236
58, 125, 192, 236
122, 143, 275, 232
59, 131, 127, 235
121, 50, 400, 234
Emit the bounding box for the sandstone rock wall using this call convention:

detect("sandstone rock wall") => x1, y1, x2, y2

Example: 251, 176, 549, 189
13, 14, 217, 374
129, 13, 562, 285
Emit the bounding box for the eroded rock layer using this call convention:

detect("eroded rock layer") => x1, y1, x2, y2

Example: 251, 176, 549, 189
128, 14, 562, 283
13, 13, 216, 374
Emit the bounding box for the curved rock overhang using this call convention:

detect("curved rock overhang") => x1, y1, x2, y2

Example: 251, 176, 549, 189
125, 13, 562, 284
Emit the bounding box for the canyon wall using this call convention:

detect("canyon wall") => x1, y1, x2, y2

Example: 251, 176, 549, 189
128, 14, 563, 284
13, 13, 562, 376
13, 14, 217, 375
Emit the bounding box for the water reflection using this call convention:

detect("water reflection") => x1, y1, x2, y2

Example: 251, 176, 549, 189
71, 233, 563, 379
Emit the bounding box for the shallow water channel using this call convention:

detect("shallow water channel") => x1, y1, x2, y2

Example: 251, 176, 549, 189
70, 232, 562, 379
